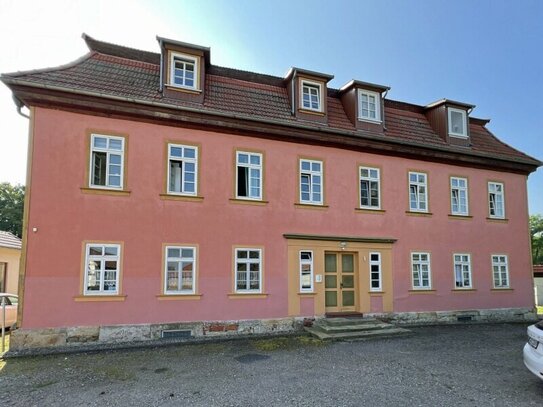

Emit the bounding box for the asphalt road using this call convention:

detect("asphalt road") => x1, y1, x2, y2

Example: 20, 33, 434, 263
0, 323, 541, 406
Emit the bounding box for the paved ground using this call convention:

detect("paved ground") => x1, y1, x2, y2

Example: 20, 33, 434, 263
0, 323, 542, 406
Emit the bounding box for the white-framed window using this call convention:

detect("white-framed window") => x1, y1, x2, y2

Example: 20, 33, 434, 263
369, 252, 382, 291
411, 252, 431, 289
84, 243, 121, 295
235, 248, 262, 293
301, 80, 322, 111
299, 159, 323, 205
90, 134, 125, 189
358, 90, 381, 122
492, 255, 509, 288
360, 166, 381, 209
164, 246, 196, 294
448, 107, 468, 138
488, 182, 505, 218
299, 251, 313, 292
167, 143, 198, 195
450, 177, 469, 215
409, 172, 428, 212
236, 151, 262, 200
453, 253, 472, 288
170, 52, 198, 90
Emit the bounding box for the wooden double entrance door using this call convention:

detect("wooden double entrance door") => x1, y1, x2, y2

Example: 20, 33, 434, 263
324, 252, 357, 313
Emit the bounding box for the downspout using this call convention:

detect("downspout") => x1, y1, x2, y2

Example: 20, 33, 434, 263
158, 38, 164, 93
12, 95, 29, 119
381, 89, 388, 131
291, 69, 296, 115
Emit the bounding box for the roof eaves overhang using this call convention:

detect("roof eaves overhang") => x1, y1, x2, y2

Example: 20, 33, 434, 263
3, 78, 541, 173
284, 67, 334, 83
339, 79, 390, 94
425, 98, 476, 110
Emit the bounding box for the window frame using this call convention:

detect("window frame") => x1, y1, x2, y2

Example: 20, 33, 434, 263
299, 250, 314, 293
359, 166, 381, 210
358, 89, 381, 123
235, 150, 263, 201
369, 252, 382, 292
411, 252, 432, 290
299, 158, 324, 205
163, 245, 197, 295
453, 253, 472, 289
169, 51, 199, 91
89, 133, 126, 190
300, 79, 323, 112
408, 171, 429, 213
491, 254, 510, 289
450, 176, 469, 216
83, 243, 121, 296
234, 247, 263, 294
488, 181, 505, 219
447, 107, 468, 138
166, 143, 199, 196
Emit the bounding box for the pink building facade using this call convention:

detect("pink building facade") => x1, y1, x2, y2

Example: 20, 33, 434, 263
2, 35, 540, 349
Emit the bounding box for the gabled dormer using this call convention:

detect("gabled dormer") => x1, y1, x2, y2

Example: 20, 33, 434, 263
284, 68, 334, 124
157, 36, 210, 103
338, 80, 390, 132
425, 99, 474, 147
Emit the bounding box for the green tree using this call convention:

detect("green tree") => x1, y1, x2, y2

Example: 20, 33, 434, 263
0, 183, 25, 237
531, 214, 543, 265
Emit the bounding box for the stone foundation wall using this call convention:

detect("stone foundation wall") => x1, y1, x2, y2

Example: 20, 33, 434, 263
367, 307, 537, 326
9, 317, 303, 352
9, 307, 538, 353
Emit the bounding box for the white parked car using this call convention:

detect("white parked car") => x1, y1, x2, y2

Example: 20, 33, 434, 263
524, 321, 543, 381
0, 293, 18, 329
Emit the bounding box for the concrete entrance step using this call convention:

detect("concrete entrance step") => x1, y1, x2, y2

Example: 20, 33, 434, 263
305, 318, 411, 341
305, 326, 411, 341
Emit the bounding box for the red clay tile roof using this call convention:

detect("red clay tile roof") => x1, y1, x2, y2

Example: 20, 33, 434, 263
0, 231, 22, 250
1, 36, 540, 168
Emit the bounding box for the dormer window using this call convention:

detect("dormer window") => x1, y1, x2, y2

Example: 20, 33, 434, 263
170, 52, 198, 90
358, 90, 381, 122
301, 80, 322, 111
448, 107, 467, 138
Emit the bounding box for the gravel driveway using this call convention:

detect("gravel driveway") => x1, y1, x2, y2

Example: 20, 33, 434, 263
0, 323, 541, 406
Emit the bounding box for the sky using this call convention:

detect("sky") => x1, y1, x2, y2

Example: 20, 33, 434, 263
0, 0, 541, 213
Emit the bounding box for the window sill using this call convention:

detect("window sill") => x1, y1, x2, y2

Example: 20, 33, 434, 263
369, 291, 384, 295
408, 289, 435, 294
227, 293, 268, 299
451, 288, 477, 292
294, 203, 328, 210
81, 187, 131, 197
156, 294, 202, 300
159, 194, 204, 202
229, 198, 268, 206
405, 211, 433, 217
486, 217, 509, 223
298, 108, 325, 116
448, 133, 468, 139
165, 84, 202, 95
74, 295, 126, 302
491, 288, 514, 292
357, 117, 382, 124
297, 292, 317, 296
448, 214, 472, 220
355, 208, 385, 214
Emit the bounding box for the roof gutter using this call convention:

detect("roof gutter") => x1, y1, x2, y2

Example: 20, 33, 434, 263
3, 78, 541, 168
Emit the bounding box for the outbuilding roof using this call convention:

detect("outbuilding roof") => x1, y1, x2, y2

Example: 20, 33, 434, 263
0, 231, 22, 250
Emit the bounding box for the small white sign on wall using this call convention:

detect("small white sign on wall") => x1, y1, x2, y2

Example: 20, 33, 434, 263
315, 274, 323, 283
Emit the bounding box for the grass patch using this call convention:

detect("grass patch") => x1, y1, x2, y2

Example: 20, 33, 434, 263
537, 306, 543, 315
33, 380, 58, 389
101, 366, 136, 381
252, 335, 324, 352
